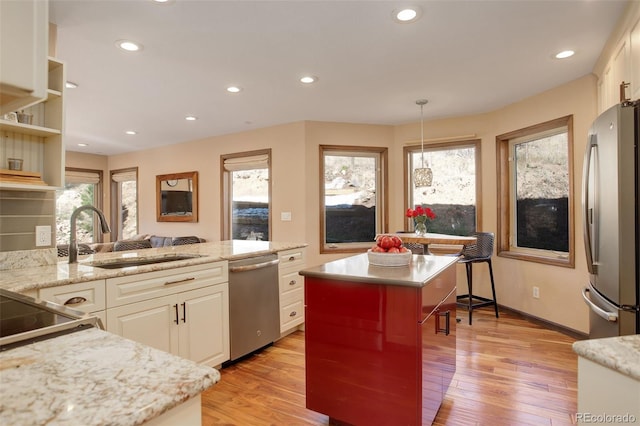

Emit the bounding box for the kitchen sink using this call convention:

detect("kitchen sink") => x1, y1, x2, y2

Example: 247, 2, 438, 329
87, 254, 204, 269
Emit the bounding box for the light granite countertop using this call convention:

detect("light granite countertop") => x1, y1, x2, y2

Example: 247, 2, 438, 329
300, 252, 459, 287
572, 334, 640, 381
0, 240, 306, 293
0, 327, 220, 426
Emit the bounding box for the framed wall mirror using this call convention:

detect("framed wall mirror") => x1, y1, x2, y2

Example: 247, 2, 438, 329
156, 171, 198, 222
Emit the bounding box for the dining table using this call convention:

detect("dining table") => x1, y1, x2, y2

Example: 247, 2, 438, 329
393, 232, 477, 255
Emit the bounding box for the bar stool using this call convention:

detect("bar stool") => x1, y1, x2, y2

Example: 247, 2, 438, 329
456, 232, 499, 325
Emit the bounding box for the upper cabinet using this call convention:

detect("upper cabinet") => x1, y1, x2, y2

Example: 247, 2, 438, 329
0, 0, 49, 115
0, 57, 65, 191
0, 0, 64, 191
597, 2, 640, 112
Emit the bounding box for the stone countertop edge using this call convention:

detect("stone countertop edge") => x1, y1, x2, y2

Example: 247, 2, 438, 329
0, 240, 307, 293
299, 253, 459, 287
572, 334, 640, 381
0, 327, 220, 426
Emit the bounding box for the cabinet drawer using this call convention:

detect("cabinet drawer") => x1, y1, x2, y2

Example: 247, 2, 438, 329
280, 289, 304, 332
39, 280, 106, 313
279, 270, 304, 297
106, 262, 228, 308
278, 248, 306, 272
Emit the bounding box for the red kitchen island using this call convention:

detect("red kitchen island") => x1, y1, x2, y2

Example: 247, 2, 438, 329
300, 253, 458, 426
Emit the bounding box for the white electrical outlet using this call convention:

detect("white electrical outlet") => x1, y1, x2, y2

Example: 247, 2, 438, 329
533, 286, 540, 299
281, 212, 292, 221
36, 225, 51, 246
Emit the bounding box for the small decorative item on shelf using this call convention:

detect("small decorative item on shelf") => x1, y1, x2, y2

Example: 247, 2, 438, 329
2, 112, 17, 122
7, 158, 23, 171
406, 205, 436, 236
16, 111, 33, 125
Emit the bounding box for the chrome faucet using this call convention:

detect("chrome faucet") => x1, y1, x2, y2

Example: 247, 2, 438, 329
69, 205, 111, 264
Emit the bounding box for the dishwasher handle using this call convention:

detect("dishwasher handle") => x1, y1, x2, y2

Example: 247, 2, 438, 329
229, 258, 280, 273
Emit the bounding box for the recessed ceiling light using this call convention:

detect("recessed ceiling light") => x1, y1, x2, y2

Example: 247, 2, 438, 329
152, 0, 172, 3
185, 115, 198, 121
226, 86, 242, 93
555, 50, 575, 59
125, 130, 137, 135
65, 81, 78, 89
300, 75, 318, 84
77, 143, 88, 147
393, 7, 422, 23
116, 40, 143, 52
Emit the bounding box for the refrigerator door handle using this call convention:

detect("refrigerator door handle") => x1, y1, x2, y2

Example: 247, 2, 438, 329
582, 286, 618, 322
581, 133, 598, 274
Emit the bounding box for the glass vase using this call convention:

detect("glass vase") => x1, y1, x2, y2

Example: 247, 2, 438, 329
414, 220, 427, 236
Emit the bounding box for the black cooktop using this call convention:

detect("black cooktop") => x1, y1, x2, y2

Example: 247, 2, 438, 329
0, 289, 99, 351
0, 294, 76, 338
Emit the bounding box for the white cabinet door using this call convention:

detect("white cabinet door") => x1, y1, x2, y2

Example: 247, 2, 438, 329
107, 283, 230, 366
0, 0, 48, 114
106, 294, 179, 356
178, 284, 229, 367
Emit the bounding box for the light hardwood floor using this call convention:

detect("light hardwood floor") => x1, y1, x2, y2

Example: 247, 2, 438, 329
202, 308, 579, 425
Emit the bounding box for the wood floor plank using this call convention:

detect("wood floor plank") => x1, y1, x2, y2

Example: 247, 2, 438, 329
201, 308, 578, 425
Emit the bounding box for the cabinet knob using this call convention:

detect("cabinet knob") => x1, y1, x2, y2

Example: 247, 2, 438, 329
289, 280, 297, 286
289, 311, 297, 317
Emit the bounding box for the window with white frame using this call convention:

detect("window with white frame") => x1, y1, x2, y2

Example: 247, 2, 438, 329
55, 168, 103, 245
496, 116, 574, 267
221, 149, 271, 241
110, 167, 138, 240
404, 140, 480, 236
320, 145, 388, 253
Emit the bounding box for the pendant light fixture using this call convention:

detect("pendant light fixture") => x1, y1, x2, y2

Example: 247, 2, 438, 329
414, 99, 433, 187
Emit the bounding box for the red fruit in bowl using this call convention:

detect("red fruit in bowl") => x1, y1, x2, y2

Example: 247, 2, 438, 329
390, 235, 403, 248
371, 245, 387, 253
387, 247, 400, 253
377, 236, 394, 250
398, 246, 409, 253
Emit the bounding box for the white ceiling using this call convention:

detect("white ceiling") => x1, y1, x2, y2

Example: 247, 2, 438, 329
49, 0, 629, 156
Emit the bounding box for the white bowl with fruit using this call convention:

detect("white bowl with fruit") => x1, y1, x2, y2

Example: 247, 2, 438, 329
367, 234, 412, 267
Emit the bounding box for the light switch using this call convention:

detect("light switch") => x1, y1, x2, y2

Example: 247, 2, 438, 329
281, 212, 292, 221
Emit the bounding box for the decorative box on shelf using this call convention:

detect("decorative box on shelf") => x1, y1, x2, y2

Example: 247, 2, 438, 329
0, 169, 47, 186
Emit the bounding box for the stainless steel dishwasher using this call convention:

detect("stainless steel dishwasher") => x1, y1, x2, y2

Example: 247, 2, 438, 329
227, 254, 280, 362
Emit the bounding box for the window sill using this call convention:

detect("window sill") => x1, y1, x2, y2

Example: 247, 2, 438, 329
497, 249, 574, 268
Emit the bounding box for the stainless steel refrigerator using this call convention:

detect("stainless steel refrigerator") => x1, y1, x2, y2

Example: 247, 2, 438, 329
582, 100, 639, 338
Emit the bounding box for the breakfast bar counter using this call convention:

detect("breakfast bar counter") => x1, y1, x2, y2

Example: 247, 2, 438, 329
300, 253, 459, 426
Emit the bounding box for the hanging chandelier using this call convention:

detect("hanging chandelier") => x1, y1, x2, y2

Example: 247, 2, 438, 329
413, 99, 433, 187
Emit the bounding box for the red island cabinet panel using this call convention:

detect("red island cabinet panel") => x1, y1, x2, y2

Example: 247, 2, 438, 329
304, 264, 456, 426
